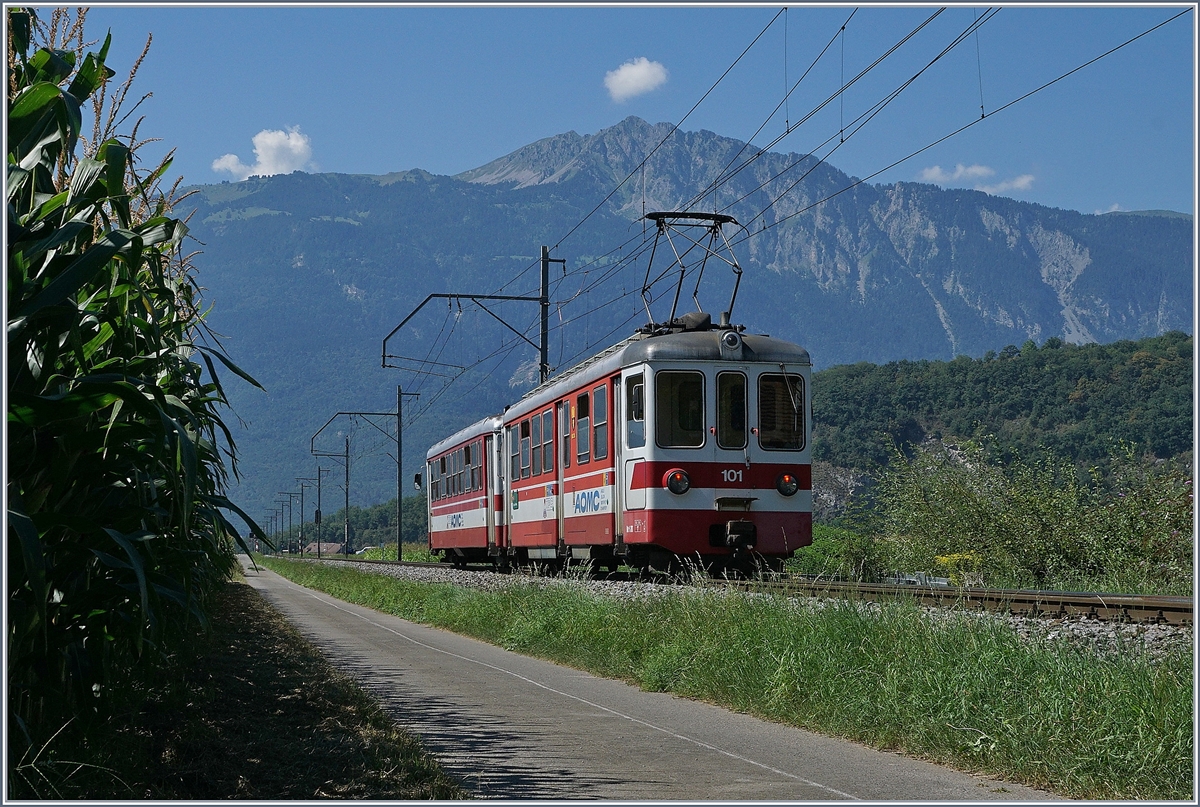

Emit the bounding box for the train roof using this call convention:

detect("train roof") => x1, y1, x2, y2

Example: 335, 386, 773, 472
504, 319, 809, 421
426, 414, 502, 459
425, 317, 811, 455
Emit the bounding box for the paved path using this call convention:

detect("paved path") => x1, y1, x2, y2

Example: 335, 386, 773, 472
239, 557, 1058, 800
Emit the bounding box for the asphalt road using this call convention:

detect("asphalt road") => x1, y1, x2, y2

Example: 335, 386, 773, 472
239, 557, 1059, 801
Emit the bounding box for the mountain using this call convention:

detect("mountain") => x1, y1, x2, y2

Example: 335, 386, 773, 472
179, 116, 1193, 523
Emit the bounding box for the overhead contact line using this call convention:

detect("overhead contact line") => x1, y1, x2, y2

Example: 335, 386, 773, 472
729, 6, 1193, 248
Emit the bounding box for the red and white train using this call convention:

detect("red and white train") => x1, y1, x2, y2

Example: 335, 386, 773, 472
422, 312, 811, 574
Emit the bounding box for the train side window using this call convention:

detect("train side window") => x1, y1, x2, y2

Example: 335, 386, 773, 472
542, 411, 554, 475
576, 393, 591, 463
470, 441, 481, 490
559, 401, 570, 470
530, 413, 542, 476
656, 370, 705, 448
626, 375, 645, 448
453, 449, 461, 496
758, 373, 806, 450
520, 420, 532, 479
717, 372, 747, 449
429, 460, 438, 501
592, 384, 608, 460
509, 425, 520, 482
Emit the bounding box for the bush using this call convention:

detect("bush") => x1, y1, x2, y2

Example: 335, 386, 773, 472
865, 440, 1192, 593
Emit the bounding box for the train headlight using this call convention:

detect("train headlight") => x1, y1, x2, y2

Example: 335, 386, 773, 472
776, 472, 799, 497
664, 468, 691, 495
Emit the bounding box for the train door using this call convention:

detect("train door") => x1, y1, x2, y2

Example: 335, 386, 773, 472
612, 376, 624, 525
496, 423, 509, 549
555, 400, 568, 545
620, 367, 648, 516
484, 434, 496, 550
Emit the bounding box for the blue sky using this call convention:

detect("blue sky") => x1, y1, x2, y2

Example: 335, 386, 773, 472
76, 3, 1196, 215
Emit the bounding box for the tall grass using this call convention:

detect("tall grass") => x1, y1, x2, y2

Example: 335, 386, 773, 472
263, 558, 1193, 800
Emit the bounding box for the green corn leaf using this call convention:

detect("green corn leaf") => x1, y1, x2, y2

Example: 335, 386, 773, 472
194, 345, 265, 391
67, 156, 106, 203
102, 528, 152, 636
7, 82, 69, 152
7, 494, 50, 637
66, 34, 115, 101
11, 220, 89, 266
27, 48, 75, 85
14, 230, 132, 319
9, 8, 31, 57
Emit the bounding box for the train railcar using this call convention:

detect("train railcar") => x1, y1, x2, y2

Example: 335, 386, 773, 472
425, 417, 503, 568
424, 311, 812, 574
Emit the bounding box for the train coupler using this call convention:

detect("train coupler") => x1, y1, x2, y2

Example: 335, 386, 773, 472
710, 521, 756, 547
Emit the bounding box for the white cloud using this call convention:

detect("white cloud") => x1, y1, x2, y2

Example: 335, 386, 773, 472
919, 163, 1035, 197
977, 174, 1035, 195
212, 126, 313, 180
1095, 202, 1123, 214
604, 57, 668, 102
919, 163, 994, 183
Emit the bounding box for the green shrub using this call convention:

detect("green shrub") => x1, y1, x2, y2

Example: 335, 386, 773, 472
867, 440, 1192, 593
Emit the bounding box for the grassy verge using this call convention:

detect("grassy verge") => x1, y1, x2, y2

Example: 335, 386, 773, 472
263, 557, 1193, 800
8, 578, 464, 800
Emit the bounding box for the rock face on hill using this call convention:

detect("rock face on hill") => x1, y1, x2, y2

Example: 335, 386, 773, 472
458, 116, 1191, 357
181, 116, 1192, 516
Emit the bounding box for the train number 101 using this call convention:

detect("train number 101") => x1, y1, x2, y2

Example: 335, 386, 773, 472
721, 469, 744, 483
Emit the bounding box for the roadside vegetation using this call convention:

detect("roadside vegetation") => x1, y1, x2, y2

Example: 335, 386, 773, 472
6, 9, 270, 794
262, 557, 1192, 800
7, 574, 464, 799
791, 443, 1193, 595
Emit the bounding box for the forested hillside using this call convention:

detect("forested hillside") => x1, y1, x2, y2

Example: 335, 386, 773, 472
813, 331, 1193, 471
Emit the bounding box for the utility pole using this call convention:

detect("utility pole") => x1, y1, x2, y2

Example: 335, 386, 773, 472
397, 385, 419, 561
315, 466, 330, 559
540, 245, 551, 383
344, 437, 351, 555
296, 477, 317, 556
279, 491, 301, 553
275, 499, 291, 552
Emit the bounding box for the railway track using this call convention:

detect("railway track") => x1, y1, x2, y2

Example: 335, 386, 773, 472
714, 578, 1194, 626
292, 555, 1193, 626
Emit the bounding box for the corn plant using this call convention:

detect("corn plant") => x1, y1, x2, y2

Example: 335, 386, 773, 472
6, 6, 265, 766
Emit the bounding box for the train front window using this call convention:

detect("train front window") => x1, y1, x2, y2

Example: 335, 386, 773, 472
656, 370, 705, 448
717, 372, 747, 449
758, 373, 805, 450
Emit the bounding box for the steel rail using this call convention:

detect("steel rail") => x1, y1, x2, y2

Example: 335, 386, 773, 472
715, 578, 1194, 626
